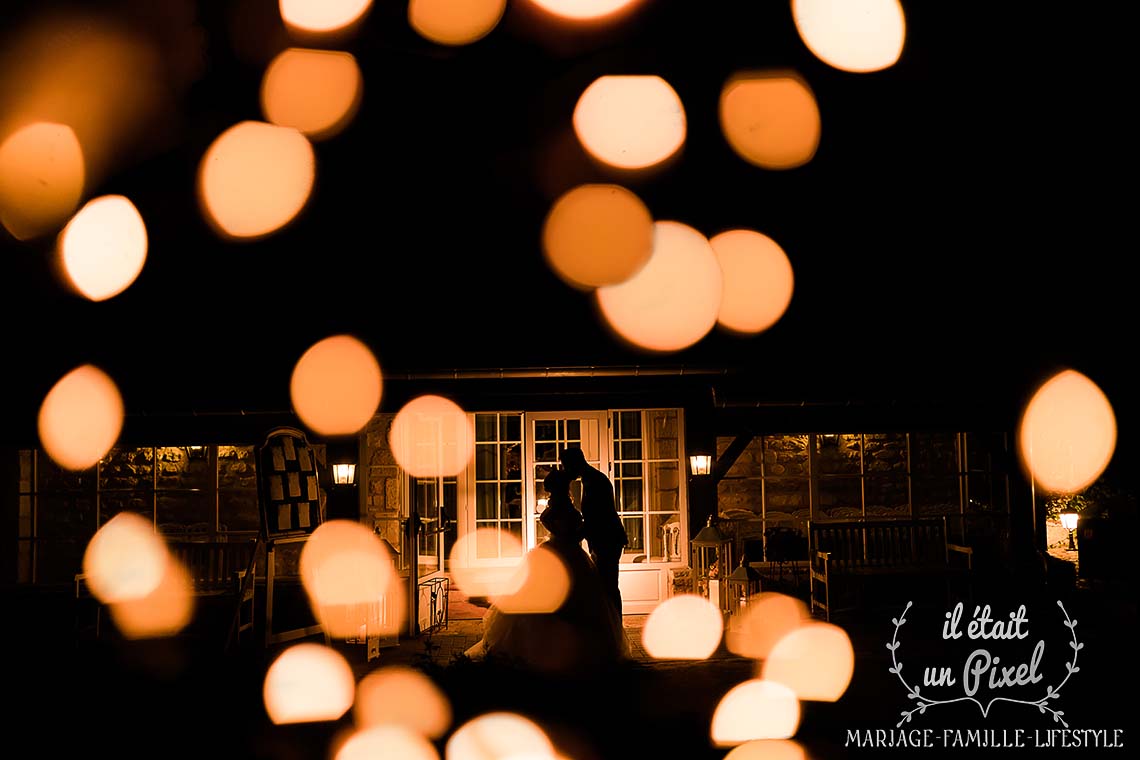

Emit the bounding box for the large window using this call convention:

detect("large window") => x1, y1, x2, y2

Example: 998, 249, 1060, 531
15, 445, 262, 584
612, 409, 683, 563
473, 413, 524, 559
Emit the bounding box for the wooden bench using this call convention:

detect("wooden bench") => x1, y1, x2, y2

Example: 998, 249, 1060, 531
808, 517, 972, 621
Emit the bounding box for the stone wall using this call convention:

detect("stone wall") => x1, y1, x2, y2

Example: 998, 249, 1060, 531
363, 414, 403, 551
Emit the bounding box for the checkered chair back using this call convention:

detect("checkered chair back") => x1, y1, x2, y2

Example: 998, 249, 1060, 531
258, 426, 323, 538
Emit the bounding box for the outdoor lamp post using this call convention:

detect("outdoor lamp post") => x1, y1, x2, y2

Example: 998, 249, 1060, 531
691, 515, 732, 613
689, 452, 712, 476
331, 462, 357, 485
1060, 509, 1078, 551
726, 556, 761, 621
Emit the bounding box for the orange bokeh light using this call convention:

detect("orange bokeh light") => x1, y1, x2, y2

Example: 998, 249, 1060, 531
448, 528, 526, 599
1018, 369, 1117, 493
198, 121, 315, 240
711, 679, 801, 746
725, 592, 809, 659
38, 364, 124, 471
389, 395, 475, 478
724, 740, 808, 760
261, 49, 362, 140
409, 0, 507, 46
336, 725, 440, 760
59, 195, 147, 302
792, 0, 906, 73
445, 712, 554, 760
300, 519, 399, 638
709, 229, 795, 335
280, 0, 374, 34
263, 643, 355, 724
528, 0, 640, 21
355, 666, 453, 738
107, 555, 195, 639
719, 72, 821, 170
573, 75, 686, 170
542, 184, 653, 290
596, 221, 723, 352
642, 594, 724, 660
82, 512, 168, 604
0, 122, 84, 240
761, 622, 855, 701
290, 334, 383, 436
491, 545, 571, 614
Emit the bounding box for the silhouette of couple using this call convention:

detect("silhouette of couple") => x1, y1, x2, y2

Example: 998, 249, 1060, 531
465, 446, 630, 673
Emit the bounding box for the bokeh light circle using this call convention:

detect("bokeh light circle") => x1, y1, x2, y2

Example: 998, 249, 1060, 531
542, 184, 653, 290
528, 0, 640, 21
390, 395, 475, 477
0, 122, 85, 240
355, 665, 453, 738
409, 0, 506, 46
59, 194, 147, 301
642, 594, 724, 659
300, 519, 398, 638
709, 229, 794, 334
573, 75, 686, 170
263, 643, 355, 724
723, 740, 809, 760
290, 334, 383, 436
445, 712, 554, 760
711, 679, 801, 745
261, 48, 362, 140
336, 725, 440, 760
82, 512, 168, 604
107, 555, 195, 639
448, 528, 526, 598
1018, 369, 1116, 493
280, 0, 373, 34
491, 545, 571, 614
719, 73, 821, 170
761, 622, 855, 701
596, 221, 723, 352
198, 121, 315, 240
792, 0, 906, 73
725, 592, 809, 659
38, 364, 124, 471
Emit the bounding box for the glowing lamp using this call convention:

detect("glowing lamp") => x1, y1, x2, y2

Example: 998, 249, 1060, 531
726, 557, 762, 622
1060, 509, 1078, 551
690, 453, 712, 476
332, 462, 357, 485
691, 516, 732, 612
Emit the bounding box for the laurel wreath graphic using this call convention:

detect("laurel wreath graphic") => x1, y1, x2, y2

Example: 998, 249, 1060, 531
888, 600, 1081, 728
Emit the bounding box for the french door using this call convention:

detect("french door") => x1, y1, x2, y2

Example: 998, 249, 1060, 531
523, 412, 609, 548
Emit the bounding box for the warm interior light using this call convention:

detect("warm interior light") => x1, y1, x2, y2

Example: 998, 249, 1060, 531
596, 221, 723, 352
689, 454, 712, 476
0, 122, 85, 240
336, 725, 440, 760
445, 712, 554, 760
409, 0, 506, 46
711, 679, 801, 746
542, 183, 654, 290
719, 72, 820, 170
261, 48, 362, 140
709, 229, 795, 334
792, 0, 906, 73
290, 334, 383, 437
198, 121, 315, 240
389, 395, 476, 477
1018, 369, 1116, 493
642, 594, 724, 660
1060, 511, 1078, 531
300, 519, 399, 638
82, 512, 168, 604
263, 643, 355, 724
280, 0, 374, 34
58, 194, 147, 301
527, 0, 640, 21
331, 463, 357, 485
38, 364, 124, 471
573, 75, 686, 170
761, 622, 855, 701
355, 666, 453, 738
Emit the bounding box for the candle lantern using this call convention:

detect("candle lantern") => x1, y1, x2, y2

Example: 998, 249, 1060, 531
691, 515, 732, 612
726, 556, 762, 622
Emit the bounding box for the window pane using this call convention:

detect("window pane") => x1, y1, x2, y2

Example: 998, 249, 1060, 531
500, 413, 520, 442
649, 513, 681, 562
911, 433, 958, 475
647, 461, 680, 512
763, 435, 808, 477
476, 483, 496, 520
966, 432, 1006, 472
913, 477, 961, 516
476, 414, 497, 443
219, 490, 260, 532
38, 494, 96, 538
99, 447, 154, 490
619, 411, 641, 438
534, 442, 557, 464
162, 448, 213, 490
864, 476, 909, 517
622, 516, 644, 553
218, 446, 256, 489
18, 495, 32, 537
864, 433, 907, 474
619, 480, 642, 512
645, 410, 676, 459
157, 491, 214, 534
502, 522, 523, 556
39, 453, 96, 491
534, 420, 556, 442
816, 434, 860, 475
99, 491, 153, 526
817, 476, 862, 519
566, 419, 580, 440
719, 477, 762, 517
476, 528, 498, 559
620, 462, 643, 478
763, 477, 809, 518
501, 483, 522, 520
617, 441, 640, 461
967, 474, 1005, 512
500, 442, 521, 480
475, 444, 496, 480
19, 450, 32, 492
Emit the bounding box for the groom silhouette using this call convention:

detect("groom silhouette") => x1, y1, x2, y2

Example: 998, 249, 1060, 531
560, 446, 628, 616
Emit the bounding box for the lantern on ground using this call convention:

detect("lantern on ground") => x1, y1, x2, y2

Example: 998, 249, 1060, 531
691, 516, 732, 613
726, 556, 762, 622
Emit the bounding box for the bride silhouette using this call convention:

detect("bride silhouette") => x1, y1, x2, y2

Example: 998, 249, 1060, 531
464, 467, 629, 674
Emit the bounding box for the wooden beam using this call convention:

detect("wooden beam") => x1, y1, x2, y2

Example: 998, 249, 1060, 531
713, 434, 754, 483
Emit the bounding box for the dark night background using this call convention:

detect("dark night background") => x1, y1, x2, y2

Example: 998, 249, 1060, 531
1, 0, 1135, 478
